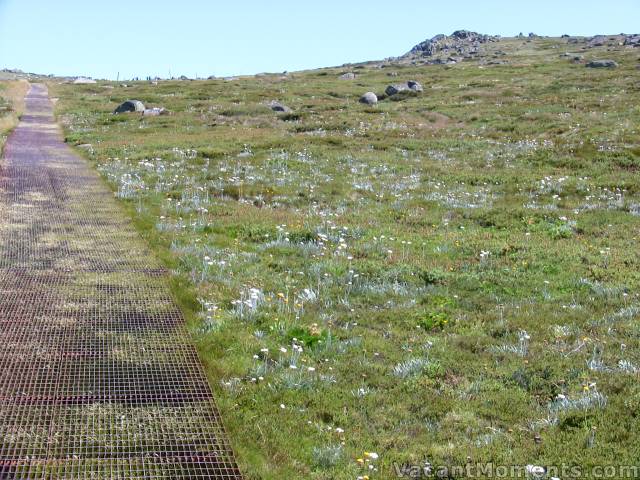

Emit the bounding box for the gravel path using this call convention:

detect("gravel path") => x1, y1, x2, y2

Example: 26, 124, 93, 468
0, 84, 241, 479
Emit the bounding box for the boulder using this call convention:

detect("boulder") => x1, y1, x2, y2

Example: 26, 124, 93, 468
267, 101, 291, 113
113, 100, 145, 114
73, 77, 96, 84
385, 81, 423, 97
586, 60, 619, 68
624, 34, 640, 46
587, 35, 607, 47
407, 80, 423, 92
359, 92, 378, 105
339, 72, 357, 80
385, 84, 409, 96
142, 107, 168, 116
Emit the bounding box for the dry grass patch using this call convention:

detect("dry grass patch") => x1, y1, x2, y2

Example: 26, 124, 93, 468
0, 80, 29, 151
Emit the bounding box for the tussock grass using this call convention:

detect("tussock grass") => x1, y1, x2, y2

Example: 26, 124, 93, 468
0, 80, 29, 151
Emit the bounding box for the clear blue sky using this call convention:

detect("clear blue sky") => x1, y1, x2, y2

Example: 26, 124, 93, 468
1, 0, 638, 79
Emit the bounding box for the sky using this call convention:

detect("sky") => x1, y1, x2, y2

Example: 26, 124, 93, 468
1, 0, 638, 80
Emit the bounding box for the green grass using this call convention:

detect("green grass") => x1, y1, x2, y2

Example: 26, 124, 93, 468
0, 80, 28, 151
51, 37, 640, 479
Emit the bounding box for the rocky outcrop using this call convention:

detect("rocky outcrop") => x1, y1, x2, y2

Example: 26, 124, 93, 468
406, 30, 499, 59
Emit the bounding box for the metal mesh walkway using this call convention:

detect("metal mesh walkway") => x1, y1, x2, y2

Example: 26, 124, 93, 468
0, 84, 242, 479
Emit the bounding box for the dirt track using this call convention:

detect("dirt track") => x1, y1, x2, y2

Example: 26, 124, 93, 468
0, 84, 241, 479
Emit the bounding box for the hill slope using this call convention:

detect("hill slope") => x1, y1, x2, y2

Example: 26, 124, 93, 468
50, 34, 640, 479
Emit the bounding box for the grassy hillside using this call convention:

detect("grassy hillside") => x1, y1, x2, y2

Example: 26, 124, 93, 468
52, 36, 640, 479
0, 80, 28, 151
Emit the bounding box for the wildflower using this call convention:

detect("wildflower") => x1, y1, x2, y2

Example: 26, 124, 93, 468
364, 452, 378, 460
526, 465, 545, 478
280, 347, 288, 353
280, 404, 286, 409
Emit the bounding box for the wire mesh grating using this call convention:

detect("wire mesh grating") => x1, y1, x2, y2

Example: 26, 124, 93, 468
0, 84, 242, 479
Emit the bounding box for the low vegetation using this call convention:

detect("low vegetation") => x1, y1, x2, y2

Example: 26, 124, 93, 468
51, 36, 640, 479
0, 80, 28, 151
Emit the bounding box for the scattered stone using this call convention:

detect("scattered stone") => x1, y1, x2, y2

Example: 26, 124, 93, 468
113, 100, 145, 114
407, 80, 423, 92
385, 81, 423, 97
267, 101, 291, 113
385, 84, 409, 96
587, 35, 607, 47
339, 72, 357, 80
586, 60, 619, 68
76, 144, 93, 150
425, 58, 448, 65
387, 71, 399, 77
73, 77, 96, 84
359, 92, 378, 105
625, 34, 640, 47
142, 107, 168, 116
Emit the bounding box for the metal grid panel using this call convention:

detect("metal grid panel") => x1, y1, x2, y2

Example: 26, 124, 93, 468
0, 84, 242, 478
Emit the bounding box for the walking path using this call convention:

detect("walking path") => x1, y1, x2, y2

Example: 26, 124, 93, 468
0, 84, 241, 479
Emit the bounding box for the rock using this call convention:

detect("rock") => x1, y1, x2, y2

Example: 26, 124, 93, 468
587, 35, 607, 47
207, 75, 217, 80
142, 107, 168, 116
113, 100, 145, 114
407, 80, 423, 92
385, 84, 409, 96
624, 34, 640, 46
359, 92, 378, 105
267, 101, 291, 113
586, 60, 619, 68
339, 72, 357, 80
406, 30, 498, 59
73, 77, 96, 84
385, 81, 423, 97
